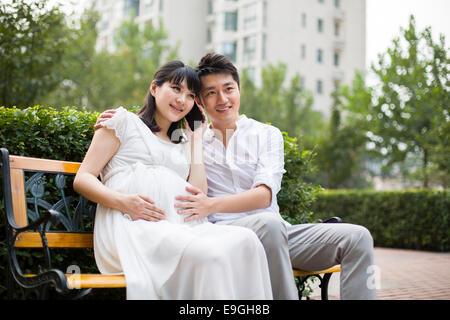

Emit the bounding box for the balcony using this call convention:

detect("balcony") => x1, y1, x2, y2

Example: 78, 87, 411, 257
332, 69, 345, 80
333, 40, 345, 51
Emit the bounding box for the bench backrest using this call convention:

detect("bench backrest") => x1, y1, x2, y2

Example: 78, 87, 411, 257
2, 151, 95, 249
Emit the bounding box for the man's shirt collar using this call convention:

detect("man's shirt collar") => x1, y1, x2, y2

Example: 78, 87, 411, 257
204, 114, 251, 143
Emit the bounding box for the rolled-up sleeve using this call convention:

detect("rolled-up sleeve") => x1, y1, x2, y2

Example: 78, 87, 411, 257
251, 127, 286, 206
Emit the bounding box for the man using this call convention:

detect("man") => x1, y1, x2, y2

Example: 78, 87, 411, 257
96, 53, 376, 300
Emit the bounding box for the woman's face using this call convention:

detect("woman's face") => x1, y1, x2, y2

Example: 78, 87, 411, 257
151, 78, 196, 125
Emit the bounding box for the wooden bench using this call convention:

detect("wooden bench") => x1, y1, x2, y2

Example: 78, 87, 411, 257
1, 148, 340, 300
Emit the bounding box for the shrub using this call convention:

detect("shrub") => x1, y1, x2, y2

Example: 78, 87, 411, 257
279, 132, 321, 224
0, 106, 100, 299
0, 106, 98, 161
311, 189, 450, 252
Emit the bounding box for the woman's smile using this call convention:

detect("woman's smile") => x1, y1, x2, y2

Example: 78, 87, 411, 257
169, 103, 184, 113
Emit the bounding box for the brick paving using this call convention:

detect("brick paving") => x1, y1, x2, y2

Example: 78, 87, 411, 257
310, 247, 450, 300
373, 247, 450, 300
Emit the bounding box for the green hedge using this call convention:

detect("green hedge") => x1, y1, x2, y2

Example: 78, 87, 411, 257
0, 106, 117, 299
0, 106, 98, 161
311, 189, 450, 252
0, 105, 318, 299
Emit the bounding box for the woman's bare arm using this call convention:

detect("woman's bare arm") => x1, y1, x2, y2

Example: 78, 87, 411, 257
73, 127, 165, 221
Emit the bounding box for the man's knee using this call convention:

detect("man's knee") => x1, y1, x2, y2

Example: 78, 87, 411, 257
254, 214, 288, 249
349, 225, 374, 254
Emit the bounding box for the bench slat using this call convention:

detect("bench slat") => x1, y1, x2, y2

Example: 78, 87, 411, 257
66, 274, 126, 289
26, 267, 340, 290
293, 265, 341, 277
15, 232, 93, 248
26, 274, 126, 289
10, 155, 81, 173
10, 168, 27, 228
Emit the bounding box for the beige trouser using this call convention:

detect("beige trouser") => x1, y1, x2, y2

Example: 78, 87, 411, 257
228, 212, 377, 300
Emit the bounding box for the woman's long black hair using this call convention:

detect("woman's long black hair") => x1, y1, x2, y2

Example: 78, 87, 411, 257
138, 60, 204, 143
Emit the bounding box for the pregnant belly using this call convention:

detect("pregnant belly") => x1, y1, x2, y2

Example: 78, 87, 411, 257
103, 163, 206, 226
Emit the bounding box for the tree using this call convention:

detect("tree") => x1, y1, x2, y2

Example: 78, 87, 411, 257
111, 16, 179, 108
43, 9, 178, 110
369, 16, 449, 188
239, 63, 325, 149
314, 75, 372, 189
0, 0, 71, 108
423, 103, 450, 187
43, 11, 179, 110
41, 6, 119, 109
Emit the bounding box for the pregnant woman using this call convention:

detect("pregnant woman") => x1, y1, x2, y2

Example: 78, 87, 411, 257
73, 60, 272, 299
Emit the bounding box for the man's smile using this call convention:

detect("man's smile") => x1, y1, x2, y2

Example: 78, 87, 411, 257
215, 105, 232, 112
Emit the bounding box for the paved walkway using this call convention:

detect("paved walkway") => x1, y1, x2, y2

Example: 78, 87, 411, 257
310, 247, 450, 300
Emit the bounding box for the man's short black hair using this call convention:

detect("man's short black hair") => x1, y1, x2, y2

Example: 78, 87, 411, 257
196, 52, 240, 88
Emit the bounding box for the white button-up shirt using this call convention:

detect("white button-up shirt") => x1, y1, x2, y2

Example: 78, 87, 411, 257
203, 115, 286, 224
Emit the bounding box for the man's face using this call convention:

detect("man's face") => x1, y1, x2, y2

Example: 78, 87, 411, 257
198, 73, 240, 128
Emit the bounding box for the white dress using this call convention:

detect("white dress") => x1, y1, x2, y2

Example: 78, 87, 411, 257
94, 107, 273, 300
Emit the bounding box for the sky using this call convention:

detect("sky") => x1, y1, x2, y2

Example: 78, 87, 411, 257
366, 0, 450, 68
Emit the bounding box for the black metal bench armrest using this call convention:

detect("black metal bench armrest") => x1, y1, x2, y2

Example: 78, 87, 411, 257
11, 209, 62, 233
7, 209, 70, 294
12, 268, 71, 295
322, 217, 342, 224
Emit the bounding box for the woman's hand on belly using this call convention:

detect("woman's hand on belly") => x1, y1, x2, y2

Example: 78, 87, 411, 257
118, 193, 166, 222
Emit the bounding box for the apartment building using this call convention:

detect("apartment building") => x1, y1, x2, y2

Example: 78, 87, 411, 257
93, 0, 366, 115
95, 0, 208, 62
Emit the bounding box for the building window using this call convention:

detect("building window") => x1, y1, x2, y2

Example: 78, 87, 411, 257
334, 20, 340, 36
301, 13, 307, 28
100, 19, 109, 31
317, 18, 323, 33
317, 80, 323, 94
334, 0, 340, 8
317, 49, 323, 63
208, 0, 213, 15
263, 1, 267, 27
222, 42, 237, 62
159, 0, 163, 12
334, 51, 340, 66
243, 35, 257, 62
246, 67, 256, 83
207, 27, 212, 44
123, 0, 140, 16
224, 11, 238, 31
301, 44, 306, 59
300, 76, 305, 90
318, 0, 325, 3
333, 79, 341, 91
262, 34, 266, 60
145, 0, 154, 10
243, 3, 258, 30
